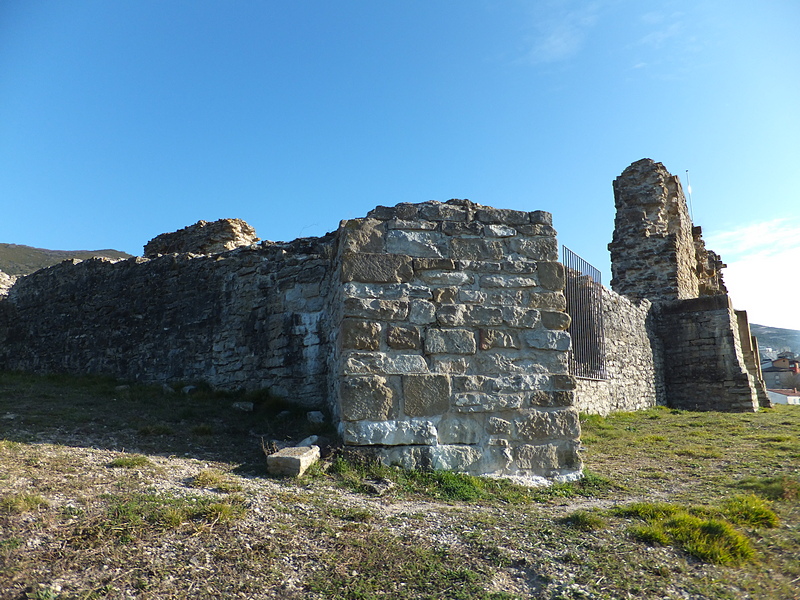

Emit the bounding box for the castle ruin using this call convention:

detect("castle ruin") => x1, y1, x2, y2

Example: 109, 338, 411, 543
0, 159, 768, 483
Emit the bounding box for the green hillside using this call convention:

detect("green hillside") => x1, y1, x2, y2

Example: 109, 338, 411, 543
0, 243, 132, 276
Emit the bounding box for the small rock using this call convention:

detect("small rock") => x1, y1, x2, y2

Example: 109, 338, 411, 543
307, 411, 325, 424
297, 435, 319, 447
275, 410, 292, 420
232, 401, 254, 412
182, 385, 198, 395
162, 384, 176, 394
114, 384, 130, 391
362, 478, 395, 496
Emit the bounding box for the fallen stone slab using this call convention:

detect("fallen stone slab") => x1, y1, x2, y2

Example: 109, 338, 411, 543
266, 445, 320, 477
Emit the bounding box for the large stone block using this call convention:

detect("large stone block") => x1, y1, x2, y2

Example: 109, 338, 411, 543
475, 207, 530, 225
419, 271, 473, 286
450, 239, 505, 261
339, 219, 385, 253
267, 445, 320, 477
515, 441, 581, 472
387, 324, 422, 350
537, 262, 565, 291
514, 408, 580, 441
409, 299, 437, 324
425, 329, 477, 354
403, 374, 451, 416
541, 310, 571, 330
341, 419, 438, 446
453, 392, 525, 412
343, 298, 409, 320
386, 230, 447, 258
341, 319, 382, 350
525, 329, 571, 351
509, 238, 558, 261
437, 416, 483, 444
528, 292, 567, 311
341, 252, 413, 283
340, 375, 395, 421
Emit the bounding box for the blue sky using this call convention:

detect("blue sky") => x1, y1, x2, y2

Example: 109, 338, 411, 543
1, 1, 798, 329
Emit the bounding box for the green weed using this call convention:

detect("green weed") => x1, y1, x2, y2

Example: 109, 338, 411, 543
561, 510, 606, 531
0, 493, 49, 514
107, 454, 151, 468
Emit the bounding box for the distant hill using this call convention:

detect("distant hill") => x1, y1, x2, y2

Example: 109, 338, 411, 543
0, 243, 133, 276
751, 323, 800, 358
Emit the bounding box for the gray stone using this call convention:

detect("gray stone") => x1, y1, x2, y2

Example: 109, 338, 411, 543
481, 275, 537, 288
541, 310, 571, 330
386, 230, 446, 258
487, 417, 511, 434
232, 401, 254, 412
419, 271, 473, 286
453, 392, 525, 412
438, 416, 483, 444
344, 298, 409, 320
341, 419, 438, 445
403, 374, 451, 416
450, 239, 505, 261
514, 408, 580, 441
409, 299, 437, 324
479, 329, 520, 350
484, 224, 516, 237
525, 330, 571, 351
537, 262, 565, 291
383, 354, 429, 375
307, 411, 326, 424
425, 329, 477, 354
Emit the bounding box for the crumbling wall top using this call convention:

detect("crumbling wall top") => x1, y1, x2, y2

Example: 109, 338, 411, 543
143, 218, 260, 257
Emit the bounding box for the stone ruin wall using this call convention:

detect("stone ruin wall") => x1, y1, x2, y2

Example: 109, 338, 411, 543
609, 159, 767, 412
0, 202, 583, 483
333, 201, 580, 481
0, 234, 337, 408
574, 287, 664, 416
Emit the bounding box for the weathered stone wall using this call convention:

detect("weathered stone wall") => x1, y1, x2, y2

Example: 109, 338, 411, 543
657, 295, 761, 411
0, 236, 336, 407
574, 286, 664, 415
609, 159, 700, 302
608, 159, 768, 412
331, 201, 581, 483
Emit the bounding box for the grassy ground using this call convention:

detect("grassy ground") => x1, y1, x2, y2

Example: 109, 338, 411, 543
1, 372, 798, 599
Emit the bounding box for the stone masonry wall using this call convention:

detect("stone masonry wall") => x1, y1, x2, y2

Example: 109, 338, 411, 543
329, 200, 582, 483
609, 159, 699, 302
0, 236, 336, 407
574, 286, 664, 415
657, 295, 761, 411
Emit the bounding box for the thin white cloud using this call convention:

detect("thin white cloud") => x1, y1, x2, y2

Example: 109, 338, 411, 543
705, 218, 800, 330
520, 2, 601, 64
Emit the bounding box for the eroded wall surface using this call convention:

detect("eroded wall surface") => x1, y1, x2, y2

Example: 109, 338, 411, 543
574, 287, 664, 415
0, 237, 336, 407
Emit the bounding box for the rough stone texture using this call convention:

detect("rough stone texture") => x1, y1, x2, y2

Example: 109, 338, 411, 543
335, 200, 581, 482
143, 218, 259, 257
0, 270, 16, 297
604, 159, 767, 413
266, 445, 321, 477
574, 287, 664, 415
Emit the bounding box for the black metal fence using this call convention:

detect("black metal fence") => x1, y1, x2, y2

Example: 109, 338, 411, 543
562, 246, 607, 380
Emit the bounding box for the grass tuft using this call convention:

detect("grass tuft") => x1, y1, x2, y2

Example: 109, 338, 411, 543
721, 494, 779, 528
107, 455, 151, 469
0, 493, 49, 514
561, 510, 606, 531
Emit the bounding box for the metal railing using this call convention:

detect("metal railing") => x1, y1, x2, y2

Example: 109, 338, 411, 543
562, 246, 607, 380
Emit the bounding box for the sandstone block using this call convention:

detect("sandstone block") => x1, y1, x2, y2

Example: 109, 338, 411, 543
440, 221, 484, 236
479, 329, 520, 350
387, 324, 422, 350
344, 298, 409, 320
509, 238, 558, 261
341, 419, 438, 446
528, 292, 567, 311
419, 271, 473, 286
267, 445, 320, 477
453, 392, 525, 412
525, 329, 571, 351
425, 329, 477, 354
528, 210, 553, 226
387, 218, 437, 231
501, 307, 540, 328
528, 390, 575, 407
341, 252, 413, 283
383, 354, 429, 375
475, 207, 529, 225
450, 239, 505, 261
403, 374, 451, 416
428, 445, 483, 471
537, 262, 566, 291
514, 408, 580, 441
432, 287, 458, 304
339, 219, 385, 253
413, 258, 456, 271
482, 275, 537, 288
340, 375, 395, 421
386, 230, 446, 258
341, 319, 382, 350
418, 202, 468, 222
541, 310, 571, 330
515, 442, 581, 472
